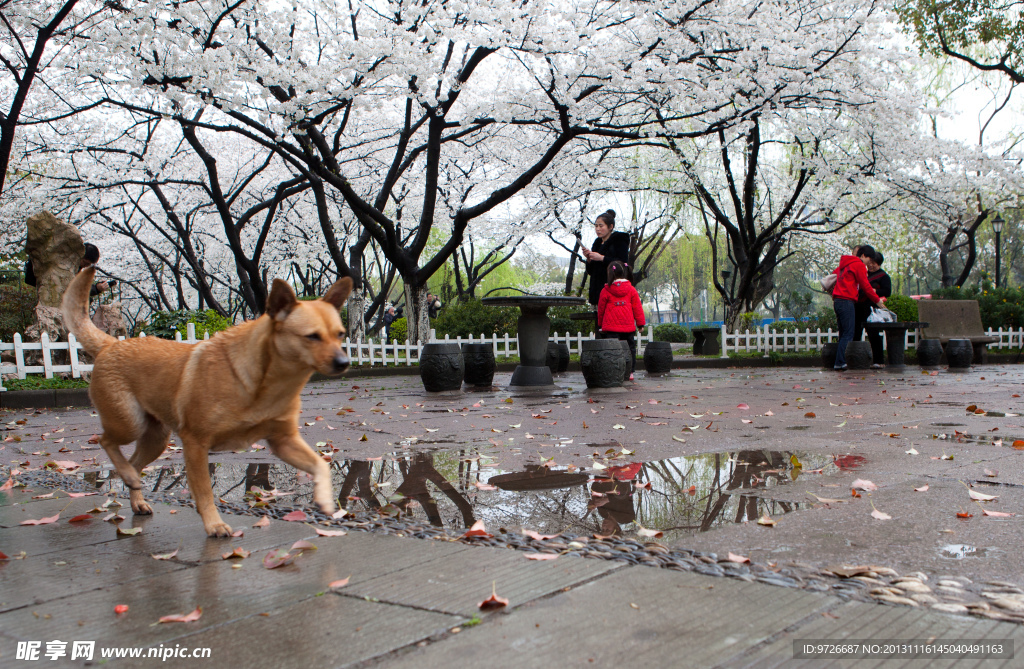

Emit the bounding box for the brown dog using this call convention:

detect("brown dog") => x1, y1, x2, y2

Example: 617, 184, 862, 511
62, 267, 352, 536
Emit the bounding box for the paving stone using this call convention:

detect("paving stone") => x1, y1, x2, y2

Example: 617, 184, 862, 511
378, 564, 835, 668
117, 595, 459, 669
0, 527, 471, 652
729, 599, 1024, 668
345, 542, 623, 617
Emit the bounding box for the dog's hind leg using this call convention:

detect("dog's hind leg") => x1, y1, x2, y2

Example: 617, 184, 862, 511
180, 433, 233, 537
267, 432, 337, 515
126, 418, 171, 515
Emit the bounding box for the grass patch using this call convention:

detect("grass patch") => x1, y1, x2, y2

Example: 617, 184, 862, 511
4, 376, 90, 391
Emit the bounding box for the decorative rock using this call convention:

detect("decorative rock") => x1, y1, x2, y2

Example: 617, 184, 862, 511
917, 339, 943, 367
25, 211, 85, 308
419, 343, 464, 391
845, 341, 873, 369
904, 572, 929, 582
873, 594, 919, 607
545, 342, 560, 374
821, 342, 838, 369
931, 603, 969, 614
937, 579, 963, 588
91, 302, 128, 339
909, 594, 939, 606
643, 341, 673, 374
580, 339, 626, 388
946, 339, 973, 370
461, 343, 495, 387
893, 580, 931, 594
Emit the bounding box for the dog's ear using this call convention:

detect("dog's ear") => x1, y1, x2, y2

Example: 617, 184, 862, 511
322, 277, 353, 310
266, 279, 299, 321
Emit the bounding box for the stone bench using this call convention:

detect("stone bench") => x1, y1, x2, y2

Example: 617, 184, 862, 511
692, 327, 721, 356
916, 300, 998, 364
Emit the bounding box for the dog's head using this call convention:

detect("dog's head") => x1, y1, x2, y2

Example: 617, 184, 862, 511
266, 277, 353, 376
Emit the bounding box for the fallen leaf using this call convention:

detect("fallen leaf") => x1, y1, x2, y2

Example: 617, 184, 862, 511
672, 435, 687, 443
982, 508, 1015, 517
461, 520, 493, 539
522, 529, 560, 541
870, 505, 891, 520
687, 485, 697, 495
67, 514, 92, 523
727, 552, 750, 563
636, 526, 663, 538
741, 419, 753, 424
281, 510, 307, 522
20, 513, 61, 526
525, 553, 559, 561
222, 547, 251, 560
956, 511, 973, 519
804, 412, 816, 418
612, 424, 625, 430
114, 604, 129, 615
757, 514, 777, 526
253, 516, 271, 528
329, 577, 350, 590
906, 447, 919, 455
290, 540, 317, 552
262, 549, 295, 569
984, 469, 999, 477
968, 489, 997, 501
914, 485, 929, 492
151, 549, 179, 560
116, 527, 142, 536
158, 607, 203, 623
315, 528, 347, 537
0, 478, 13, 491
478, 582, 509, 611
851, 479, 877, 491
32, 492, 55, 499
807, 493, 844, 504
737, 403, 750, 410
1013, 440, 1024, 450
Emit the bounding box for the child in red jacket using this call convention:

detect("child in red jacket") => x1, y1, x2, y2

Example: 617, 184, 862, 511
597, 261, 646, 380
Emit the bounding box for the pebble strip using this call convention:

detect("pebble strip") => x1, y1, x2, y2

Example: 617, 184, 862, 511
10, 469, 1024, 624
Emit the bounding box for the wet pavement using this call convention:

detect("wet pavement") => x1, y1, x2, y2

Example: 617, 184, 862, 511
4, 366, 1024, 666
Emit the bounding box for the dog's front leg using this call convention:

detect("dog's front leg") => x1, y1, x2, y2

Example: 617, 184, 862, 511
181, 435, 233, 537
267, 432, 337, 515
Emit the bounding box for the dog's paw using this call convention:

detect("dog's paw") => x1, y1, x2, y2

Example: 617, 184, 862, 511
315, 498, 337, 516
205, 521, 234, 538
131, 499, 153, 515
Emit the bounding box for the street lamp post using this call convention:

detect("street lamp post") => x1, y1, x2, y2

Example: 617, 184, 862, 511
992, 213, 1004, 289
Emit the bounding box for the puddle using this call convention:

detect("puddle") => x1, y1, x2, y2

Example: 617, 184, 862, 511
939, 544, 991, 560
67, 449, 861, 543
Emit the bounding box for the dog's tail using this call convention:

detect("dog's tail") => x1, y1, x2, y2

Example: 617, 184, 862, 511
61, 266, 117, 356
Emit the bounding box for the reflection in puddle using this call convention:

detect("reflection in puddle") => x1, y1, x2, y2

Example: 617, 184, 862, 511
74, 449, 861, 543
940, 544, 989, 559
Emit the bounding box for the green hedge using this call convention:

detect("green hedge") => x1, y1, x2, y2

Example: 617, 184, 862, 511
0, 284, 37, 342
144, 309, 233, 340
885, 294, 918, 323
431, 299, 519, 338
932, 283, 1024, 329
653, 323, 690, 342
389, 317, 408, 343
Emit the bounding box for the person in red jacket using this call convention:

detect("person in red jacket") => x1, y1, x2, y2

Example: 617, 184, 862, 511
597, 261, 646, 380
830, 245, 884, 371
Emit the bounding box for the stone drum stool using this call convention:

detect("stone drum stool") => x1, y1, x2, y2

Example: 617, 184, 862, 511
545, 342, 567, 375
643, 341, 673, 374
946, 339, 973, 371
580, 339, 626, 388
845, 341, 873, 370
556, 343, 570, 372
917, 339, 943, 368
617, 340, 632, 382
461, 343, 495, 387
821, 343, 838, 369
420, 343, 464, 391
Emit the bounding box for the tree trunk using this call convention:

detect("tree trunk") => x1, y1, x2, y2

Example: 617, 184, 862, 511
348, 290, 366, 342
404, 283, 431, 344
565, 239, 581, 294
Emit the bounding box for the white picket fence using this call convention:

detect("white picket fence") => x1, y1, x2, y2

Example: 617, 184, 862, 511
719, 325, 1024, 358
0, 323, 657, 390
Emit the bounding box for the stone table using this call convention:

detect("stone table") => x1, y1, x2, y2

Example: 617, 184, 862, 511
864, 321, 929, 371
482, 295, 586, 387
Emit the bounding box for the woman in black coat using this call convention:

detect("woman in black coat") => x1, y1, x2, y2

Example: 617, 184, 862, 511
854, 250, 892, 368
583, 209, 630, 305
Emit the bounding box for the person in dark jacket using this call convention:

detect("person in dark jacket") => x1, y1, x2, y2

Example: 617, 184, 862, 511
854, 250, 892, 368
583, 209, 630, 305
597, 260, 646, 379
382, 305, 397, 339
830, 245, 884, 371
